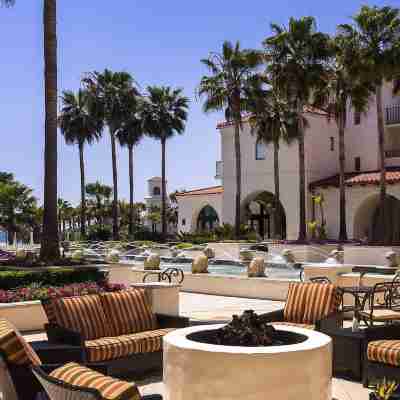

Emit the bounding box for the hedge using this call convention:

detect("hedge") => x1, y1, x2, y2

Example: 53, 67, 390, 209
0, 267, 107, 290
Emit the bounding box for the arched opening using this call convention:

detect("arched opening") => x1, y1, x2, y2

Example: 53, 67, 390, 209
255, 139, 267, 160
153, 186, 161, 196
354, 194, 400, 244
197, 205, 220, 232
241, 191, 286, 239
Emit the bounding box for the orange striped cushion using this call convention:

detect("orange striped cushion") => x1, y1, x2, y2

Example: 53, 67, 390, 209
49, 362, 141, 400
368, 340, 400, 367
273, 322, 315, 330
85, 328, 175, 362
52, 295, 110, 340
283, 283, 309, 323
100, 290, 157, 336
0, 319, 41, 366
303, 283, 340, 324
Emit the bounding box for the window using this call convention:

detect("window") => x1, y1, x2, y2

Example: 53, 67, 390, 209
255, 139, 266, 160
355, 157, 361, 172
153, 186, 161, 196
182, 218, 186, 226
330, 137, 335, 151
354, 111, 361, 125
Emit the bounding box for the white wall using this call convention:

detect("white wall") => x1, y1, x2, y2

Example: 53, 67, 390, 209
176, 193, 222, 233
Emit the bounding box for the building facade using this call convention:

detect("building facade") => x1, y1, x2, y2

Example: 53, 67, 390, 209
176, 81, 400, 241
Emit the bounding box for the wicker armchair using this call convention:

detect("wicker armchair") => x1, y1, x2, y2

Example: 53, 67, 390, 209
32, 365, 162, 400
260, 282, 342, 331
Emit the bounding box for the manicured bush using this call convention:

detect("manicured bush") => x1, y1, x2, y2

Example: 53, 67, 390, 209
0, 267, 107, 290
87, 226, 112, 241
174, 242, 194, 250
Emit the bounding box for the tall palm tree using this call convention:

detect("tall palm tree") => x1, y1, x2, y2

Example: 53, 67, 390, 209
198, 41, 262, 238
313, 33, 373, 242
83, 69, 138, 240
116, 94, 144, 237
340, 6, 400, 244
264, 17, 331, 241
142, 86, 189, 240
246, 75, 302, 238
57, 198, 72, 237
58, 89, 103, 238
2, 0, 60, 259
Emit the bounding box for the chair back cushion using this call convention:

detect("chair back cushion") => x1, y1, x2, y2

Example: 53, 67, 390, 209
284, 282, 340, 324
52, 295, 110, 340
100, 289, 157, 336
49, 362, 141, 400
0, 319, 41, 366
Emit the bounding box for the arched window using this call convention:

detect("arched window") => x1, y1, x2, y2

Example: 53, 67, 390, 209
153, 186, 161, 196
255, 139, 266, 160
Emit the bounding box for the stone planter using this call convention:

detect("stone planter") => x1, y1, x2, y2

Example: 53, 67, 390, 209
0, 301, 47, 332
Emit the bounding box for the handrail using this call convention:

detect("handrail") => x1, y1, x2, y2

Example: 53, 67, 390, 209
142, 267, 185, 284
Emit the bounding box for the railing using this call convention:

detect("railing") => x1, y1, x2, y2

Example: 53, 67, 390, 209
142, 267, 185, 284
215, 161, 223, 179
385, 149, 400, 158
386, 104, 400, 125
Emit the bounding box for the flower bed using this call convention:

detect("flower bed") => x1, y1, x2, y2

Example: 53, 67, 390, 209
0, 281, 125, 303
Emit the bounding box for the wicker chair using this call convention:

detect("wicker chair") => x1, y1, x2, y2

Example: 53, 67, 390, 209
32, 365, 162, 400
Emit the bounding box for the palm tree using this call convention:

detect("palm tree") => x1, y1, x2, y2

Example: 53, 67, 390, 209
2, 0, 60, 259
264, 17, 331, 241
85, 181, 112, 228
57, 198, 72, 238
142, 86, 189, 240
246, 75, 302, 238
340, 6, 400, 244
83, 69, 138, 240
313, 33, 373, 242
58, 89, 103, 238
116, 93, 144, 237
198, 41, 262, 238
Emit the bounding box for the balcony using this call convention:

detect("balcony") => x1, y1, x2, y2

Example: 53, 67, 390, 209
385, 104, 400, 126
215, 161, 223, 179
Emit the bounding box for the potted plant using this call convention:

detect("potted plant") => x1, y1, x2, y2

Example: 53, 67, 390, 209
370, 379, 399, 400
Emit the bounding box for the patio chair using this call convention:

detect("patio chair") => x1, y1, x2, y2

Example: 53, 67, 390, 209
0, 318, 161, 400
358, 282, 400, 327
259, 281, 342, 331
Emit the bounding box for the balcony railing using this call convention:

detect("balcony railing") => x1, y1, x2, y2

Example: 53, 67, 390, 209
386, 104, 400, 125
215, 161, 223, 179
385, 149, 400, 158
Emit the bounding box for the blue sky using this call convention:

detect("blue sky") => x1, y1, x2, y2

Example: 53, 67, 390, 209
0, 0, 397, 204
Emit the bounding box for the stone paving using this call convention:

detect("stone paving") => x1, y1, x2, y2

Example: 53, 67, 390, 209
24, 292, 371, 399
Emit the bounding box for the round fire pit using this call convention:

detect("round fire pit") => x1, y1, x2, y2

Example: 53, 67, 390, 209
163, 324, 332, 400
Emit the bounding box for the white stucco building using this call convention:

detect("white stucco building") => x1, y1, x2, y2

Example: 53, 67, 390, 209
176, 81, 400, 242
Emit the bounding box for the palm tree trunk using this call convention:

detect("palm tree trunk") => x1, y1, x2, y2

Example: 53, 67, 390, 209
234, 120, 242, 238
40, 0, 60, 261
110, 130, 119, 240
376, 83, 387, 244
297, 104, 307, 241
161, 138, 167, 241
338, 110, 347, 241
273, 140, 281, 238
78, 142, 86, 238
128, 144, 134, 237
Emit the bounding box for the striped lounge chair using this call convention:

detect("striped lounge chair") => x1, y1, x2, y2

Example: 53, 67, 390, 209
42, 289, 189, 375
0, 318, 161, 400
259, 282, 342, 331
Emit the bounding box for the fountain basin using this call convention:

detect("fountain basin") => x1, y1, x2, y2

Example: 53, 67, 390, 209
164, 324, 332, 400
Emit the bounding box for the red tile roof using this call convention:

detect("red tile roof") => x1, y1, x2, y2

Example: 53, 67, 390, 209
175, 185, 223, 197
310, 168, 400, 190
216, 108, 327, 129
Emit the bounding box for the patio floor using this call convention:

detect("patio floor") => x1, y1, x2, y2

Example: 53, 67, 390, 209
24, 292, 371, 399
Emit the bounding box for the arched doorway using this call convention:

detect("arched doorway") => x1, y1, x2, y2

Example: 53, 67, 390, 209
197, 205, 219, 232
354, 194, 400, 243
242, 191, 286, 239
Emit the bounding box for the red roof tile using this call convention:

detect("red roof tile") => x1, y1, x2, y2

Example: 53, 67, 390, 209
175, 185, 223, 197
310, 168, 400, 190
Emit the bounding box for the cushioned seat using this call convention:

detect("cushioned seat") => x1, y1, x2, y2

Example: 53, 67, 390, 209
85, 328, 175, 362
368, 340, 400, 367
273, 322, 315, 330
359, 309, 400, 321
49, 362, 141, 400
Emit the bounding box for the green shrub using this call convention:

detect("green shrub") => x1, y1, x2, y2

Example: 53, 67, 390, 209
174, 242, 194, 249
0, 267, 107, 290
87, 226, 112, 241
